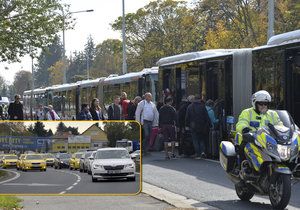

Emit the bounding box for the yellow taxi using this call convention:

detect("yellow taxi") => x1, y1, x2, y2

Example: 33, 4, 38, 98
0, 154, 5, 167
16, 154, 26, 170
43, 153, 55, 167
69, 152, 83, 170
21, 154, 47, 172
2, 155, 18, 168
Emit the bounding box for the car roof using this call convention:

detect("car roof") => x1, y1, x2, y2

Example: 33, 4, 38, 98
96, 147, 127, 151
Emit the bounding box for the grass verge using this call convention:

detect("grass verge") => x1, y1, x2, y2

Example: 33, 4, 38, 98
0, 196, 22, 209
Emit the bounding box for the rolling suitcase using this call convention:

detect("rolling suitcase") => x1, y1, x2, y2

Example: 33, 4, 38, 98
208, 129, 220, 159
182, 130, 195, 156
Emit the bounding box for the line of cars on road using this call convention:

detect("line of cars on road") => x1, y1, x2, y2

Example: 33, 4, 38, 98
53, 148, 140, 182
0, 153, 49, 171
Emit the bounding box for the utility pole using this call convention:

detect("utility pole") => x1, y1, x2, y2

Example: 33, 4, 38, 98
267, 0, 275, 40
30, 53, 35, 120
122, 0, 127, 74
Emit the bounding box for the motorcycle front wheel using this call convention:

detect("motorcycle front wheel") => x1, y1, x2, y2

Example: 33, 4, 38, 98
269, 174, 291, 210
235, 182, 254, 201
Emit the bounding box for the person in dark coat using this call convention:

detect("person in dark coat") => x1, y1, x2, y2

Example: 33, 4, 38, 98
127, 96, 142, 120
77, 104, 92, 120
177, 95, 195, 156
8, 94, 23, 120
108, 96, 121, 120
185, 95, 211, 159
159, 97, 177, 159
90, 98, 104, 120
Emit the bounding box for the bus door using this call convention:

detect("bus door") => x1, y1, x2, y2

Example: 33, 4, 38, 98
285, 47, 300, 126
175, 68, 182, 109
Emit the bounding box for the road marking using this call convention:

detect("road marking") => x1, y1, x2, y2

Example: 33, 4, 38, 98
3, 183, 62, 186
204, 159, 219, 164
0, 169, 20, 185
66, 186, 73, 191
55, 169, 81, 194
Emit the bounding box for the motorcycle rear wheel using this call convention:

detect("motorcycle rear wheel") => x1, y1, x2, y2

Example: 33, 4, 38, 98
269, 174, 291, 210
235, 182, 254, 201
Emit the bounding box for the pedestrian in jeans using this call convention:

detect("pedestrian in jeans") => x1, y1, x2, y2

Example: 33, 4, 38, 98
185, 95, 211, 159
108, 96, 122, 120
159, 97, 177, 159
135, 92, 159, 156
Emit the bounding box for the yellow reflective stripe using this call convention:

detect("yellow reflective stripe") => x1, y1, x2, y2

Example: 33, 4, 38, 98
270, 111, 275, 124
248, 109, 252, 121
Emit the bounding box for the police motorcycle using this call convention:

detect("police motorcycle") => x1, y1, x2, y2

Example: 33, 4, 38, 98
219, 110, 300, 209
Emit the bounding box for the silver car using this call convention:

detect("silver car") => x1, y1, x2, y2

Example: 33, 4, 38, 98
87, 151, 97, 175
79, 151, 94, 173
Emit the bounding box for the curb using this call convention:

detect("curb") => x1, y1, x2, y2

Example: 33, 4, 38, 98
142, 182, 219, 210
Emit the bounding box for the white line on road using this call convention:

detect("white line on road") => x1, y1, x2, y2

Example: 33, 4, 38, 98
59, 191, 66, 194
0, 169, 20, 185
66, 186, 73, 191
3, 183, 62, 186
73, 183, 78, 186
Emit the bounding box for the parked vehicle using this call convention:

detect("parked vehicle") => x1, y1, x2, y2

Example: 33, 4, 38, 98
91, 148, 136, 182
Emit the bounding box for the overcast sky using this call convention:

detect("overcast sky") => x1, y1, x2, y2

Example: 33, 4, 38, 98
0, 0, 153, 85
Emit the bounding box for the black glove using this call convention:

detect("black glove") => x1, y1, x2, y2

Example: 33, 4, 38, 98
242, 127, 251, 134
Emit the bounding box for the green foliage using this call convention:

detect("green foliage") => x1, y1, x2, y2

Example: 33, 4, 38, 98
0, 0, 71, 62
30, 121, 48, 137
104, 122, 140, 147
35, 35, 63, 87
111, 0, 205, 70
13, 70, 32, 96
55, 122, 79, 135
0, 196, 22, 209
90, 39, 122, 77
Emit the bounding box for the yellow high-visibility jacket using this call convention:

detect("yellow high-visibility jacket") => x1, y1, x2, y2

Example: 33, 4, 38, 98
236, 108, 282, 137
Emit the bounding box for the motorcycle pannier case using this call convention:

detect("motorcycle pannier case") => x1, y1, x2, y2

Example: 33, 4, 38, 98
219, 141, 236, 172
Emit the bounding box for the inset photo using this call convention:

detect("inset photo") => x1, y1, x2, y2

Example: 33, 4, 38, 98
0, 121, 141, 195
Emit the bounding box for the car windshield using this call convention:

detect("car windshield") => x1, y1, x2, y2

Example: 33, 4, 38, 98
84, 152, 92, 158
4, 155, 17, 159
75, 153, 82, 158
96, 150, 130, 159
58, 154, 71, 159
26, 155, 43, 160
45, 154, 55, 158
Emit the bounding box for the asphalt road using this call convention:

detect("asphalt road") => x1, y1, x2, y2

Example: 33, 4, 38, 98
143, 152, 300, 210
0, 167, 140, 194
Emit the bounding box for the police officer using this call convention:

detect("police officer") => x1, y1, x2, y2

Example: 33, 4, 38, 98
236, 90, 282, 136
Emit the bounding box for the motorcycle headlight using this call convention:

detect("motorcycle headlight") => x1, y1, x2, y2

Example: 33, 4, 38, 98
93, 164, 103, 169
277, 145, 291, 161
125, 163, 135, 168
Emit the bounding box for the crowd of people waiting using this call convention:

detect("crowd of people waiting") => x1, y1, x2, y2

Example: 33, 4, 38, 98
1, 91, 221, 161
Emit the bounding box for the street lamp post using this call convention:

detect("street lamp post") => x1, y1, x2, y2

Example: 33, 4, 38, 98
267, 0, 275, 40
60, 9, 94, 84
122, 0, 127, 75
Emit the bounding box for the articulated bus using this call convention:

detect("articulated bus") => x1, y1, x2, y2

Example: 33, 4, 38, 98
23, 67, 158, 119
157, 29, 300, 139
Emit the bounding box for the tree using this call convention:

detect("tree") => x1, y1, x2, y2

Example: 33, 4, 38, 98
124, 122, 140, 141
104, 122, 128, 147
84, 35, 96, 77
31, 122, 48, 137
13, 70, 32, 96
56, 122, 67, 133
48, 60, 66, 85
0, 0, 72, 62
34, 35, 63, 87
90, 39, 122, 77
55, 122, 79, 135
67, 51, 86, 82
111, 0, 204, 70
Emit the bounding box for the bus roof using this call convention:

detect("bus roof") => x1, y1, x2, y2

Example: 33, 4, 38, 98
103, 67, 158, 85
267, 29, 300, 46
156, 49, 245, 67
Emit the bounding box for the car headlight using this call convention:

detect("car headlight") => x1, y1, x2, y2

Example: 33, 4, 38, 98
93, 164, 103, 169
60, 161, 64, 164
125, 163, 135, 168
277, 145, 291, 161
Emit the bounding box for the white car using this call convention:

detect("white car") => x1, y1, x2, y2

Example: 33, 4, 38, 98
87, 151, 97, 175
91, 148, 136, 182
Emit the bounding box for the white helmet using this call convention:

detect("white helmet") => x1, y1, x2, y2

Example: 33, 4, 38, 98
251, 90, 271, 108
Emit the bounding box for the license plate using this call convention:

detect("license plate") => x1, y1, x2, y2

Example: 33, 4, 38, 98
107, 170, 121, 174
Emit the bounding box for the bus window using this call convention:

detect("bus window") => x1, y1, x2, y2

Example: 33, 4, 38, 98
187, 68, 200, 97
